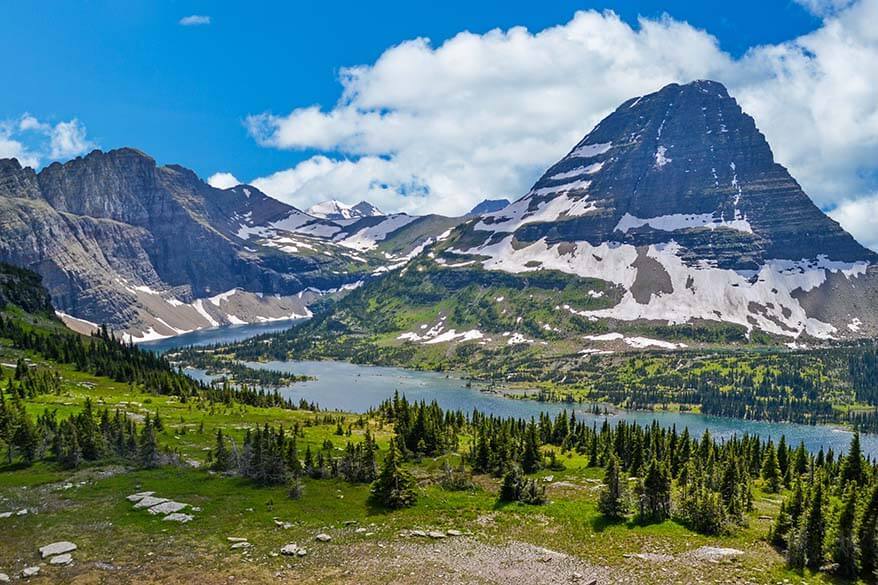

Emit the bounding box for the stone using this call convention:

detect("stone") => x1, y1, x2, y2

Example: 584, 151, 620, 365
409, 529, 427, 537
446, 529, 463, 536
0, 573, 9, 582
688, 546, 744, 562
163, 513, 194, 523
354, 527, 367, 534
227, 537, 248, 542
16, 509, 28, 516
147, 501, 187, 515
126, 491, 155, 502
133, 496, 168, 509
297, 548, 307, 557
427, 531, 446, 539
230, 542, 251, 549
50, 553, 73, 565
315, 533, 332, 542
280, 544, 300, 556
39, 541, 77, 559
0, 512, 11, 519
21, 566, 40, 578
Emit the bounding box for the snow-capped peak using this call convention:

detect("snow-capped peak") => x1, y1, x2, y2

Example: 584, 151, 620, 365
307, 199, 384, 220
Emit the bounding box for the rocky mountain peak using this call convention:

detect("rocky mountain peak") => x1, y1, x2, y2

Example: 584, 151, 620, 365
308, 199, 384, 220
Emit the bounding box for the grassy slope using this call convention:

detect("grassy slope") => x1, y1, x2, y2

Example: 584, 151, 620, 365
0, 311, 843, 584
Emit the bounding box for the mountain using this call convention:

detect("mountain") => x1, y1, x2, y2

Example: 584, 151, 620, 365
289, 80, 878, 358
0, 149, 454, 340
468, 199, 511, 216
307, 199, 384, 220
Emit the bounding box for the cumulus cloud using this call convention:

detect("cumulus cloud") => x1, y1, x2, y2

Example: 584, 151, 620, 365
179, 15, 211, 26
795, 0, 857, 16
207, 172, 241, 189
1, 115, 94, 168
830, 195, 878, 251
245, 1, 878, 249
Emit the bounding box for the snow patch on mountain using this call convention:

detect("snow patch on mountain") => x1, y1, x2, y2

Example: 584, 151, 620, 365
614, 212, 753, 234
454, 235, 869, 339
569, 141, 612, 159
336, 214, 418, 251
308, 199, 383, 220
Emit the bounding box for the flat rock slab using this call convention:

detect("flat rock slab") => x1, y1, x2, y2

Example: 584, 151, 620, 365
126, 491, 155, 502
148, 501, 187, 515
687, 546, 744, 562
227, 537, 248, 542
40, 541, 77, 559
21, 567, 40, 578
133, 496, 168, 510
0, 512, 11, 519
230, 542, 251, 549
50, 553, 73, 565
163, 513, 194, 523
427, 531, 446, 539
280, 544, 301, 556
0, 572, 10, 582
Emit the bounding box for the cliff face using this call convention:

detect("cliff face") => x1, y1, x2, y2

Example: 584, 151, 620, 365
442, 80, 878, 340
0, 150, 355, 338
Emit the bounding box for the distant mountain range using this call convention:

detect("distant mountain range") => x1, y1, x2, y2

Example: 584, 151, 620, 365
1, 80, 875, 346
0, 149, 450, 340
307, 199, 384, 220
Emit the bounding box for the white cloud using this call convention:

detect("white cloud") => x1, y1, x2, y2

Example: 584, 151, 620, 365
830, 195, 878, 250
245, 1, 878, 246
179, 15, 211, 26
1, 115, 94, 168
48, 119, 93, 158
795, 0, 857, 16
252, 155, 431, 213
207, 172, 241, 189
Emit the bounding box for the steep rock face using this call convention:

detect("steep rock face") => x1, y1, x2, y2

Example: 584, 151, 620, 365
444, 80, 877, 340
0, 150, 456, 340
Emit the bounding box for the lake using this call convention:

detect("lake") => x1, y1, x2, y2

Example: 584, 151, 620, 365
145, 320, 877, 458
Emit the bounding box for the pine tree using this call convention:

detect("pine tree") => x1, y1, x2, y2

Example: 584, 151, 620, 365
598, 455, 628, 519
802, 481, 826, 570
139, 416, 159, 469
639, 457, 671, 522
521, 422, 541, 474
56, 419, 82, 469
858, 482, 878, 579
370, 441, 417, 509
499, 465, 523, 503
211, 429, 231, 472
840, 430, 865, 487
831, 485, 858, 579
761, 441, 781, 493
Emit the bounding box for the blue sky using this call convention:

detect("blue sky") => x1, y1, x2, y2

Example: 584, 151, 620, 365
0, 1, 822, 178
2, 0, 877, 248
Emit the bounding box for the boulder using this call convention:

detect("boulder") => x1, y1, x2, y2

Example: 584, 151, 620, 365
446, 529, 463, 536
0, 512, 11, 519
427, 531, 446, 539
147, 501, 187, 515
39, 541, 77, 559
133, 496, 168, 509
21, 566, 40, 578
315, 533, 332, 542
0, 572, 10, 582
50, 553, 73, 566
163, 513, 194, 523
126, 491, 155, 502
280, 544, 300, 556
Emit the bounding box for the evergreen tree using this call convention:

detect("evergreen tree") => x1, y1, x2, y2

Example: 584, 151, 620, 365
761, 442, 781, 493
831, 485, 858, 579
521, 422, 541, 474
598, 455, 628, 519
802, 481, 826, 570
858, 482, 878, 579
638, 458, 671, 522
211, 429, 231, 472
56, 419, 82, 469
840, 430, 865, 488
370, 441, 417, 509
139, 416, 159, 469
